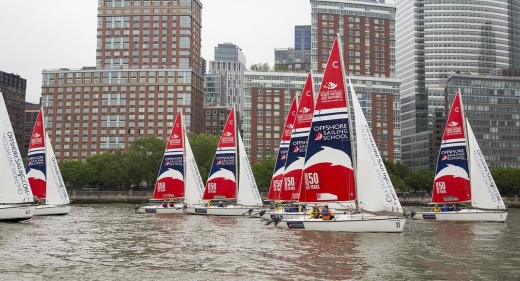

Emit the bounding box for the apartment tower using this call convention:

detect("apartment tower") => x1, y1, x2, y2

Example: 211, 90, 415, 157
41, 0, 204, 161
0, 71, 27, 151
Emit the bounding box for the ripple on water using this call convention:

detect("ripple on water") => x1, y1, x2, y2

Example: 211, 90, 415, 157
1, 205, 520, 280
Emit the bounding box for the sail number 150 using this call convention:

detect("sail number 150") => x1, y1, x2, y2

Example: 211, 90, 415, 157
304, 172, 320, 189
207, 183, 217, 193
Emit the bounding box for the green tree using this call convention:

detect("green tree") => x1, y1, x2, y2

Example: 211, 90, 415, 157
86, 151, 128, 188
127, 136, 166, 187
187, 132, 219, 183
251, 156, 276, 193
491, 167, 520, 195
250, 63, 271, 71
59, 160, 96, 188
404, 170, 434, 192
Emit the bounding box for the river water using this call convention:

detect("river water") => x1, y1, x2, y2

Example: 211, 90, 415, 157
1, 205, 518, 281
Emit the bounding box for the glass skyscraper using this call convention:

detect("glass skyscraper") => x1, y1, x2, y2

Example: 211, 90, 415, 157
396, 0, 520, 169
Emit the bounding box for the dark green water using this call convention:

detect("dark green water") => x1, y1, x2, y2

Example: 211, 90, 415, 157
0, 205, 518, 280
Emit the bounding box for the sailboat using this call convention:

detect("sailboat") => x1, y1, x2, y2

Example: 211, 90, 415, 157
274, 37, 406, 232
261, 74, 315, 221
0, 92, 35, 221
26, 108, 71, 216
410, 91, 507, 222
136, 111, 205, 214
184, 106, 264, 216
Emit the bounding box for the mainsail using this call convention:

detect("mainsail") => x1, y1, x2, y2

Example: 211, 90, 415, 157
267, 97, 298, 201
279, 73, 315, 201
300, 38, 356, 204
153, 111, 186, 199
432, 92, 471, 204
203, 107, 237, 200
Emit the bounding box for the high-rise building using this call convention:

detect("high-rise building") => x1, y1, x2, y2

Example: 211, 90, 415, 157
203, 73, 226, 107
208, 43, 247, 112
396, 0, 520, 169
443, 73, 520, 169
295, 25, 311, 50
23, 102, 41, 157
41, 0, 204, 162
0, 71, 27, 151
274, 25, 311, 72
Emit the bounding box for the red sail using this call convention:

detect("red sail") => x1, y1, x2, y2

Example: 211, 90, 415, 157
267, 96, 298, 200
152, 111, 185, 199
300, 37, 356, 203
203, 107, 237, 200
432, 92, 471, 204
26, 108, 47, 199
279, 74, 315, 201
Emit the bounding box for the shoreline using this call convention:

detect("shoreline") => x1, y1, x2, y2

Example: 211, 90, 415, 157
68, 189, 520, 207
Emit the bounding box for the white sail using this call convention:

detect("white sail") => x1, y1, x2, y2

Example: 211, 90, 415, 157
44, 131, 70, 205
0, 92, 34, 203
466, 120, 506, 210
183, 132, 205, 206
349, 79, 402, 213
237, 132, 263, 206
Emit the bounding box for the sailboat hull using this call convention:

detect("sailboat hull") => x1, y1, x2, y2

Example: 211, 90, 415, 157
34, 204, 71, 216
0, 205, 36, 222
411, 208, 507, 222
261, 210, 306, 221
275, 215, 406, 232
184, 206, 262, 216
136, 205, 185, 214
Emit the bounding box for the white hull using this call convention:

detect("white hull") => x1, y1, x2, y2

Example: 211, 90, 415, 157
274, 214, 405, 232
411, 208, 507, 222
136, 205, 185, 214
33, 204, 71, 216
184, 205, 262, 216
261, 210, 306, 221
0, 205, 35, 221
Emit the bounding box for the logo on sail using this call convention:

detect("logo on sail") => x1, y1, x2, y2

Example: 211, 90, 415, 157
31, 132, 43, 146
315, 131, 323, 141
323, 82, 338, 90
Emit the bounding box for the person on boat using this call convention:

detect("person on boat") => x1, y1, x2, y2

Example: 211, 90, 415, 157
451, 203, 460, 211
433, 205, 441, 212
206, 201, 211, 208
310, 206, 320, 219
274, 201, 281, 210
441, 204, 449, 212
321, 205, 334, 220
299, 204, 307, 212
217, 201, 224, 207
162, 200, 168, 208
268, 202, 274, 210
168, 199, 175, 208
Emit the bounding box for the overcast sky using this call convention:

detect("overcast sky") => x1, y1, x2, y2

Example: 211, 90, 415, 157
0, 0, 311, 103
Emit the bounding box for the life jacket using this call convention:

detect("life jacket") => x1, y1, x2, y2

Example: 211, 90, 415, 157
322, 207, 329, 216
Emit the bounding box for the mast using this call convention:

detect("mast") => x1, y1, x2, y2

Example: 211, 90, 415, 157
234, 104, 239, 203
337, 34, 359, 212
458, 89, 472, 200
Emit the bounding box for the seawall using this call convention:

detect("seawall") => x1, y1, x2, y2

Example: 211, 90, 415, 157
68, 189, 520, 207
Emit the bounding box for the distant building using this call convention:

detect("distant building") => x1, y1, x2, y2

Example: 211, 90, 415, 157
0, 71, 27, 151
203, 106, 232, 136
41, 0, 205, 162
203, 73, 226, 107
208, 43, 247, 112
23, 102, 41, 157
274, 25, 311, 72
443, 73, 520, 169
243, 71, 401, 163
396, 0, 520, 169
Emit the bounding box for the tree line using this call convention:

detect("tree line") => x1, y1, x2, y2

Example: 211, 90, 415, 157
57, 134, 520, 196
